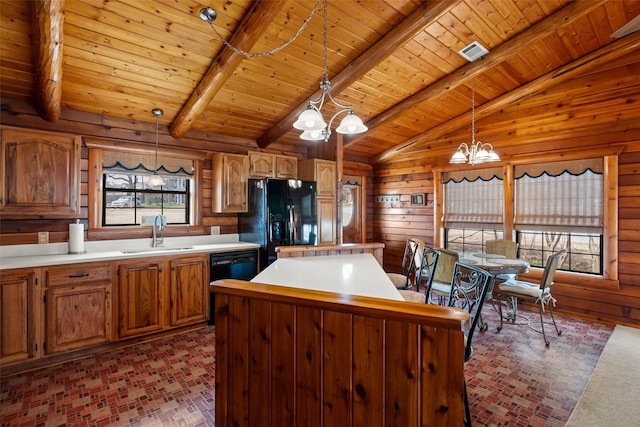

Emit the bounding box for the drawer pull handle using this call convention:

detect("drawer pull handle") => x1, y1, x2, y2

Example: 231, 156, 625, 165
69, 273, 90, 278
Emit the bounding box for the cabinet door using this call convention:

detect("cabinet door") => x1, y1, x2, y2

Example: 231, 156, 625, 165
249, 152, 274, 178
169, 256, 208, 327
45, 282, 112, 354
275, 155, 297, 179
118, 262, 163, 338
0, 128, 81, 218
0, 269, 37, 365
317, 197, 337, 244
213, 153, 248, 213
315, 160, 336, 197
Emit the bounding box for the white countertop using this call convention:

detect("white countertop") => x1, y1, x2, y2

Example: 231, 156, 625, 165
0, 234, 260, 270
251, 253, 403, 301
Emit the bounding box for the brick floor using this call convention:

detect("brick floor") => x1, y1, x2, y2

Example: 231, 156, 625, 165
1, 304, 612, 426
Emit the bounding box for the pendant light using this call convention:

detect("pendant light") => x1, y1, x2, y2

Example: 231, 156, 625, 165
147, 109, 166, 187
292, 0, 367, 142
450, 81, 500, 165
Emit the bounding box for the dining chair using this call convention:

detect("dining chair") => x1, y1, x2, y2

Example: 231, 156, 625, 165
429, 248, 459, 304
398, 246, 440, 304
486, 239, 520, 283
447, 261, 493, 427
494, 249, 567, 346
386, 238, 423, 290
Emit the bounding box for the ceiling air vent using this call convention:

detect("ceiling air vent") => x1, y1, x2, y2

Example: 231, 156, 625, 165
458, 41, 489, 62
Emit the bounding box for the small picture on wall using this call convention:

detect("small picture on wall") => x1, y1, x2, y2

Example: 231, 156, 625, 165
410, 193, 425, 206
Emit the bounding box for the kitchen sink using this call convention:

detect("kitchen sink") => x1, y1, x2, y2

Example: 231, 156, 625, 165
120, 246, 194, 254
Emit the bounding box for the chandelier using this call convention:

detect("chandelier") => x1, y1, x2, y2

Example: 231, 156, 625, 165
147, 109, 166, 187
292, 0, 367, 142
450, 81, 499, 165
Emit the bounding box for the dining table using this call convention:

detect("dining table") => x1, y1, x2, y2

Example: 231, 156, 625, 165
457, 252, 530, 329
459, 252, 530, 277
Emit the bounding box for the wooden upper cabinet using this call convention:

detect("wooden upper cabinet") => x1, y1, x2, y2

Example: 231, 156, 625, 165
0, 127, 81, 218
212, 153, 248, 213
248, 152, 274, 178
299, 159, 336, 197
248, 151, 297, 179
275, 155, 297, 179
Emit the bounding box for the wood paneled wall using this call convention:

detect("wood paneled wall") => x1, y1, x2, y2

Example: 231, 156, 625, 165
371, 54, 640, 326
0, 100, 304, 245
213, 279, 469, 427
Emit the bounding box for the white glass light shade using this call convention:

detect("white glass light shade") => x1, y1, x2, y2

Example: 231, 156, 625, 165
293, 107, 326, 131
449, 148, 468, 164
147, 173, 165, 187
300, 130, 324, 141
336, 112, 368, 134
475, 145, 491, 162
487, 148, 500, 161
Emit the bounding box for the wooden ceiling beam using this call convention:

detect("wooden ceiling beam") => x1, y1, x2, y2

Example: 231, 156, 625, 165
170, 0, 287, 139
256, 0, 458, 149
350, 0, 606, 153
33, 0, 64, 122
372, 31, 640, 164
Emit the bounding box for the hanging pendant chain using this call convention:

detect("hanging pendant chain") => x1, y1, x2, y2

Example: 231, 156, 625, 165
471, 81, 476, 144
322, 0, 328, 79
204, 0, 321, 58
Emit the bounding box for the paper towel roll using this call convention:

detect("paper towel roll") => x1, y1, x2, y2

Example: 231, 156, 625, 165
69, 221, 85, 254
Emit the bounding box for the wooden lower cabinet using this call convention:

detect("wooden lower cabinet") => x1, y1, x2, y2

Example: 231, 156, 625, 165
45, 283, 112, 354
169, 255, 208, 327
1, 252, 209, 372
117, 260, 164, 338
118, 254, 208, 337
0, 268, 38, 365
45, 261, 113, 355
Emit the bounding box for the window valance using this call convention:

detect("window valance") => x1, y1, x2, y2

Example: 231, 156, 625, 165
103, 151, 193, 177
444, 174, 504, 227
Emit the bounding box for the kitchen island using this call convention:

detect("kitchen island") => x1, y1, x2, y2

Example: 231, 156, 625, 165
251, 253, 402, 301
212, 252, 471, 426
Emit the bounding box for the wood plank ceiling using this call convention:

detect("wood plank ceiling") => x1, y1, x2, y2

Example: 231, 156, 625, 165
1, 0, 639, 164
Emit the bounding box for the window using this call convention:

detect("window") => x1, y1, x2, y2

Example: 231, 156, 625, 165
443, 167, 504, 252
92, 144, 197, 228
447, 228, 504, 254
103, 173, 190, 226
514, 159, 604, 275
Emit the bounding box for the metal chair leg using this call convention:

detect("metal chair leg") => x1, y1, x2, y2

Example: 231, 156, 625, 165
463, 378, 472, 427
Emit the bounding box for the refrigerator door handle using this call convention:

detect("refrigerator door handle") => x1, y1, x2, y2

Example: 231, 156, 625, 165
288, 201, 296, 244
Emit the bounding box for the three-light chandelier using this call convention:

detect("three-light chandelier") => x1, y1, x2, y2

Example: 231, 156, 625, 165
450, 81, 499, 165
292, 0, 367, 142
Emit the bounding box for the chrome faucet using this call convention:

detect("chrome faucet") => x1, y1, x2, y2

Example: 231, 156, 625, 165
152, 214, 165, 247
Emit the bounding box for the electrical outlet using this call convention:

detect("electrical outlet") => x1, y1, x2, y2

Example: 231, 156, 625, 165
38, 231, 49, 244
210, 226, 220, 235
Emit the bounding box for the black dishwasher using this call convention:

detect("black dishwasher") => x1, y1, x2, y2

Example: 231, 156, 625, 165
209, 250, 258, 325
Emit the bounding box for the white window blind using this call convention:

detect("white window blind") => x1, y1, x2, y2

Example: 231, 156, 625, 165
514, 159, 603, 232
444, 168, 503, 228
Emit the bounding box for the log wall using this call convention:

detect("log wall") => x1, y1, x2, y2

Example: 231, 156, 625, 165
212, 279, 469, 427
0, 100, 304, 245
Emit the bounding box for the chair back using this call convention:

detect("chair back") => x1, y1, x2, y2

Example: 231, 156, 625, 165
400, 238, 421, 275
433, 248, 459, 284
415, 246, 440, 294
540, 249, 567, 291
447, 262, 493, 361
486, 239, 519, 259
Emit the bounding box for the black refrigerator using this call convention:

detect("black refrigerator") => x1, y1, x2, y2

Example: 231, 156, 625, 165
239, 178, 317, 270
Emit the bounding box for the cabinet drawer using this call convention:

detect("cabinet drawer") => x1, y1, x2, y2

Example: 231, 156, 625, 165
47, 262, 112, 287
